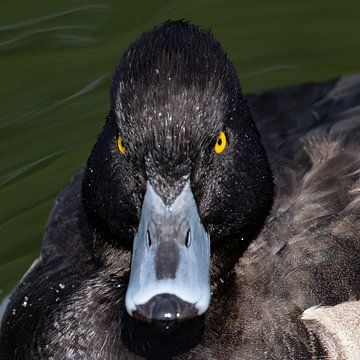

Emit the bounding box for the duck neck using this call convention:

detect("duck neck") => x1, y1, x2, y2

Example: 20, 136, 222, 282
209, 226, 262, 296
87, 224, 262, 357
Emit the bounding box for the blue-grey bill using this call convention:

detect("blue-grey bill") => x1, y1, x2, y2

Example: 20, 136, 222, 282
125, 180, 211, 321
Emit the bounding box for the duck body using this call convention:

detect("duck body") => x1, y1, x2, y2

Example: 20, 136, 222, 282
1, 21, 360, 359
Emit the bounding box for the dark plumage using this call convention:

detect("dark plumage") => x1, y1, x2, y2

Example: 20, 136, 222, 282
1, 21, 360, 359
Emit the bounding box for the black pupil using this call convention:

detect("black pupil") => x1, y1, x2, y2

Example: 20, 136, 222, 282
121, 140, 125, 148
217, 138, 222, 146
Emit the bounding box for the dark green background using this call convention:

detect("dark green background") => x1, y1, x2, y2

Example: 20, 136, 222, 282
1, 0, 359, 300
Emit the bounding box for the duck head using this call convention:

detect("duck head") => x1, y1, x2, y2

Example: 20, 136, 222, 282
83, 21, 273, 327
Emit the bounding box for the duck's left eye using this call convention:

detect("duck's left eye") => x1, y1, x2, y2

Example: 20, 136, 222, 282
215, 131, 227, 154
117, 135, 126, 154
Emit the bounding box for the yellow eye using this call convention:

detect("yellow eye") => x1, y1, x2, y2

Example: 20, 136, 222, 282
215, 131, 227, 154
117, 135, 126, 154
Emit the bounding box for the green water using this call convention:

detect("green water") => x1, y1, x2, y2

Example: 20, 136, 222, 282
0, 0, 359, 300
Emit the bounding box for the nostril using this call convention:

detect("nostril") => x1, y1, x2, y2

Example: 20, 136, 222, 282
146, 230, 152, 247
185, 229, 191, 248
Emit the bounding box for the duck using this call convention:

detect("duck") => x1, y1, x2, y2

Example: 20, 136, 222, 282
1, 20, 360, 360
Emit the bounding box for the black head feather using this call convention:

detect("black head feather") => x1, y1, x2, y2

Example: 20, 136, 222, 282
83, 20, 273, 271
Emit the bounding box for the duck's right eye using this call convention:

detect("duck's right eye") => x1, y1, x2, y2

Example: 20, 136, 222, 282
215, 131, 227, 154
117, 135, 126, 154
